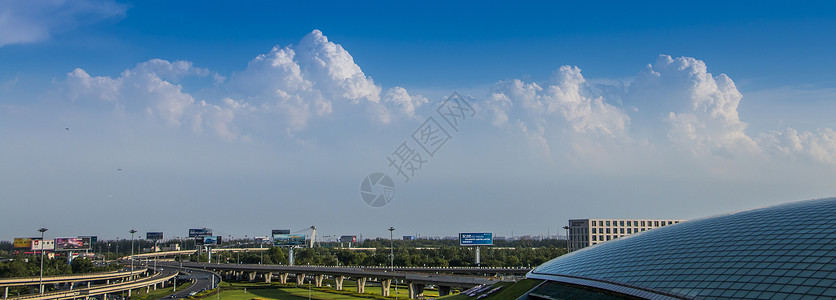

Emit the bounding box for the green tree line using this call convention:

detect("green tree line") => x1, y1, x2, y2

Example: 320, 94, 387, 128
184, 238, 566, 268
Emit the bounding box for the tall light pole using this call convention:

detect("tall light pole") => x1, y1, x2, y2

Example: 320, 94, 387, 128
388, 227, 395, 271
38, 227, 48, 294
562, 226, 570, 253
129, 229, 137, 280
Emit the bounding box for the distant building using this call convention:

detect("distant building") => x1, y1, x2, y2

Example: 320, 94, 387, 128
567, 218, 684, 251
160, 244, 181, 251
529, 198, 836, 299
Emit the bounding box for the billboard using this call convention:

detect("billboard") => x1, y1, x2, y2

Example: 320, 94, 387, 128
55, 237, 90, 250
273, 234, 306, 246
78, 236, 98, 243
189, 228, 212, 238
459, 233, 493, 246
202, 236, 220, 246
339, 235, 356, 243
31, 239, 55, 251
146, 232, 164, 240
403, 236, 417, 240
14, 238, 38, 249
272, 229, 290, 235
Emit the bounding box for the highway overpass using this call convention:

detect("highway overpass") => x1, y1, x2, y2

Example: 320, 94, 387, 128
0, 267, 183, 300
10, 269, 176, 300
0, 268, 147, 299
162, 261, 523, 298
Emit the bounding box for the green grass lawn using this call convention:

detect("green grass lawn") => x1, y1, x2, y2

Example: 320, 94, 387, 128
129, 280, 194, 300
206, 280, 443, 300
216, 287, 369, 300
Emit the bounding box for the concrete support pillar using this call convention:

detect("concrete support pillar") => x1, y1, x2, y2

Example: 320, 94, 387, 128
69, 282, 74, 290
153, 283, 157, 290
334, 276, 344, 291
146, 285, 150, 293
127, 289, 132, 297
439, 286, 451, 296
381, 279, 392, 297
314, 274, 324, 287
106, 279, 110, 285
87, 282, 91, 288
235, 271, 242, 281
5, 286, 8, 299
296, 274, 306, 285
264, 272, 272, 283
408, 282, 424, 299
248, 272, 257, 282
279, 273, 289, 284
161, 281, 165, 288
356, 277, 366, 294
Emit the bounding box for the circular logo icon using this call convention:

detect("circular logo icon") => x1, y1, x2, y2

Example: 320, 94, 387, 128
360, 173, 395, 207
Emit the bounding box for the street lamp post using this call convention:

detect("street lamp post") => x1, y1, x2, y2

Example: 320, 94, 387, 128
129, 229, 137, 280
388, 227, 395, 271
562, 226, 570, 253
177, 237, 183, 270
38, 227, 47, 295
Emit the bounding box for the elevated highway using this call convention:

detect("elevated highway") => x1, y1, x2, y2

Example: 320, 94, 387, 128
9, 268, 176, 300
162, 261, 526, 298
122, 250, 532, 298
0, 269, 147, 299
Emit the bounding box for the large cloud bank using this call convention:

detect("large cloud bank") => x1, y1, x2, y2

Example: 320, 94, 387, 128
63, 30, 428, 140
488, 54, 836, 166
61, 31, 836, 166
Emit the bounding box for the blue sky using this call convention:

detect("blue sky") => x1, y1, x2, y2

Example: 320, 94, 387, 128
2, 1, 836, 241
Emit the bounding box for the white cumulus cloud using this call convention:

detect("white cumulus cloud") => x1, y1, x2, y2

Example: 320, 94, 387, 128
63, 59, 233, 139
227, 29, 414, 131
372, 87, 429, 123
295, 30, 381, 103
61, 30, 427, 140
628, 55, 757, 156
488, 54, 836, 167
487, 65, 631, 160
758, 128, 836, 165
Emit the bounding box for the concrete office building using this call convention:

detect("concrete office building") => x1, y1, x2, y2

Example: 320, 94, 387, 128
567, 218, 684, 252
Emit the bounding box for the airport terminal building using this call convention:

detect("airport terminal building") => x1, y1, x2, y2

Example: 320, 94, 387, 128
527, 197, 836, 299
567, 218, 684, 252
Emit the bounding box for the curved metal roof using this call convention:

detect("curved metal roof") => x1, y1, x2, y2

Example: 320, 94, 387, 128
527, 197, 836, 299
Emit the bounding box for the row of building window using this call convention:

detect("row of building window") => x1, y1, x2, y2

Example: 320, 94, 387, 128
591, 220, 680, 227
592, 235, 628, 241
592, 227, 653, 234
574, 233, 647, 242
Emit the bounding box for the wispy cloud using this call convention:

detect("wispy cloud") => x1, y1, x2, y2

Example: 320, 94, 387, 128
0, 0, 126, 47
